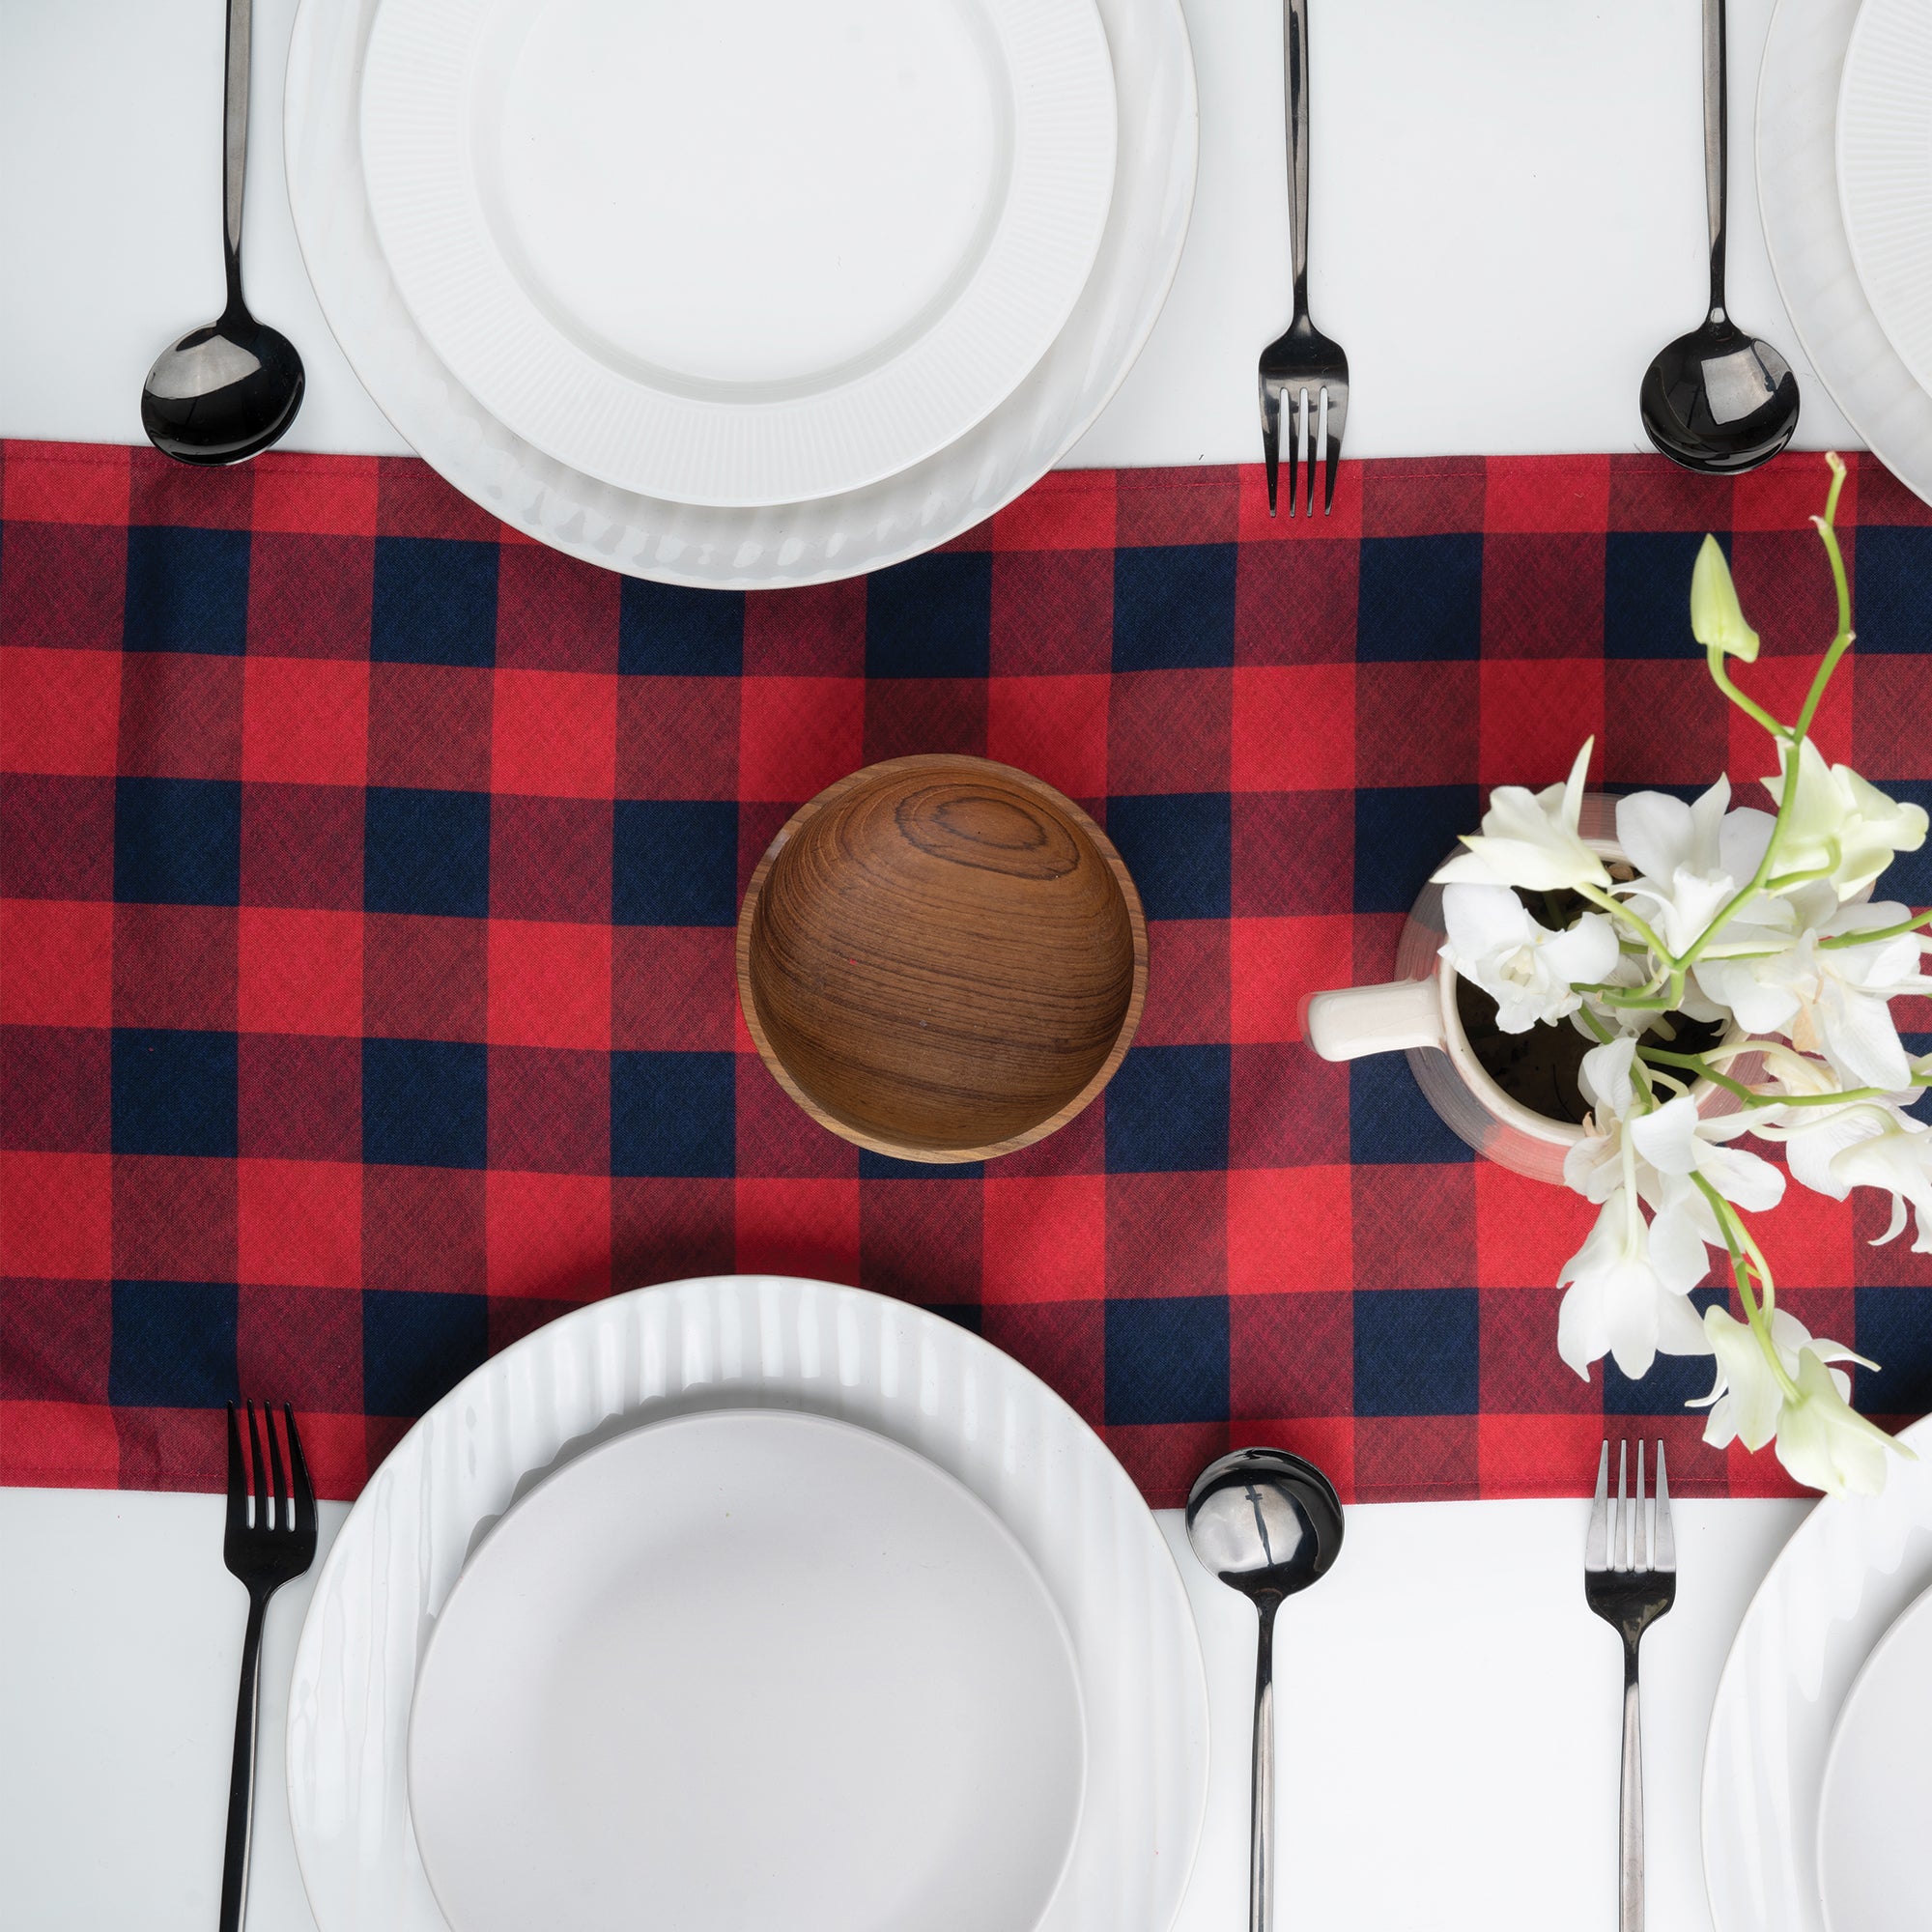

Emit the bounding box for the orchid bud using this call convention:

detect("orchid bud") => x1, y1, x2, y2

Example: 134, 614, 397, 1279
1690, 534, 1760, 662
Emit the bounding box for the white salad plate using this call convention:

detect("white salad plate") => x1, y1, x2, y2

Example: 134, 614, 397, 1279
1815, 1580, 1932, 1932
359, 0, 1117, 508
1835, 0, 1932, 408
408, 1409, 1087, 1932
1758, 0, 1932, 511
286, 0, 1195, 584
286, 1277, 1209, 1932
1701, 1412, 1932, 1932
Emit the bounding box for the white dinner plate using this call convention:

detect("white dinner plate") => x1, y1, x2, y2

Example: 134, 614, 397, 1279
286, 0, 1194, 583
1701, 1413, 1932, 1932
286, 1277, 1209, 1932
408, 1410, 1086, 1932
1758, 0, 1932, 511
1836, 0, 1932, 408
359, 0, 1116, 507
1816, 1581, 1932, 1932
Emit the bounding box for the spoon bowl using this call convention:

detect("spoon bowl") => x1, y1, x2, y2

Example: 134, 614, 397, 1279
1640, 316, 1799, 474
142, 310, 305, 467
1187, 1447, 1345, 1932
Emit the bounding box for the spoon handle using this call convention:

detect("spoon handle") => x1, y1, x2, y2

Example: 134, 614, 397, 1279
1249, 1597, 1278, 1932
221, 0, 252, 315
1701, 0, 1727, 321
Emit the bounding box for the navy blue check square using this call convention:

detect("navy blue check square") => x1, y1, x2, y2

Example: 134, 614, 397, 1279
371, 536, 497, 668
1113, 546, 1236, 671
363, 1038, 488, 1169
611, 1050, 734, 1178
115, 777, 242, 907
1107, 1044, 1231, 1173
124, 526, 249, 657
112, 1028, 238, 1158
1354, 1287, 1479, 1415
1350, 1060, 1474, 1165
363, 786, 491, 919
1849, 528, 1932, 655
1353, 784, 1478, 915
108, 1280, 238, 1408
619, 580, 745, 676
1105, 792, 1231, 920
1356, 535, 1482, 663
362, 1289, 489, 1417
1854, 1286, 1932, 1414
612, 800, 737, 926
1106, 1295, 1230, 1424
866, 553, 993, 678
1605, 532, 1711, 659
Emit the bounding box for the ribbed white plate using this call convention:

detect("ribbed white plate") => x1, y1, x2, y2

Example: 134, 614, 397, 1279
1701, 1413, 1932, 1932
359, 0, 1116, 507
1758, 0, 1932, 510
1836, 0, 1932, 408
285, 0, 1194, 584
286, 1277, 1208, 1932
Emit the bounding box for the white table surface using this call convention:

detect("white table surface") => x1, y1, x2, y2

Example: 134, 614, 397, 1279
0, 0, 1853, 1925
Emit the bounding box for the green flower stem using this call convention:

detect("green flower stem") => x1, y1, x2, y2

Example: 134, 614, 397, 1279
1576, 883, 1675, 962
1690, 1171, 1804, 1405
1819, 907, 1932, 949
1706, 644, 1789, 740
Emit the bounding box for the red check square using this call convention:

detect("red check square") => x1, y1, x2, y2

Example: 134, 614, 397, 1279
361, 1166, 484, 1294
1483, 456, 1610, 534
1138, 921, 1230, 1045
242, 657, 369, 788
981, 1175, 1105, 1302
493, 668, 618, 799
985, 674, 1109, 802
239, 908, 363, 1036
486, 1170, 612, 1298
1355, 660, 1477, 788
496, 544, 620, 672
1603, 661, 1727, 788
0, 1151, 110, 1277
1474, 1163, 1596, 1289
1228, 1166, 1351, 1293
363, 915, 487, 1041
738, 677, 864, 804
488, 919, 612, 1050
117, 652, 243, 781
0, 647, 121, 776
1110, 669, 1231, 795
0, 1402, 120, 1487
1478, 658, 1604, 789
989, 551, 1113, 673
247, 534, 375, 662
238, 1158, 362, 1289
990, 470, 1116, 552
1230, 914, 1352, 1045
367, 665, 493, 792
0, 526, 127, 655
0, 899, 112, 1026
1231, 665, 1355, 790
612, 926, 734, 1052
112, 1155, 237, 1282
734, 1177, 860, 1283
111, 904, 239, 1031
2, 442, 130, 524
615, 675, 738, 802
250, 451, 381, 536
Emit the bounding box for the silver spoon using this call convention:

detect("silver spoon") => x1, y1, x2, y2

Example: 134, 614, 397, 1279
142, 0, 303, 465
1187, 1447, 1345, 1932
1639, 0, 1798, 473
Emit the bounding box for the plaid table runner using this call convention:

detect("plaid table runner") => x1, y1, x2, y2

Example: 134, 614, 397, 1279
4, 439, 1930, 1509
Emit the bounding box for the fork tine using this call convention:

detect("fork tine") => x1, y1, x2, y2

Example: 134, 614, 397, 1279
1635, 1439, 1648, 1572
1284, 387, 1300, 520
1654, 1440, 1676, 1572
1261, 380, 1282, 518
225, 1402, 247, 1536
1586, 1439, 1609, 1569
265, 1399, 288, 1534
285, 1404, 316, 1538
1614, 1439, 1630, 1571
1301, 389, 1317, 519
1321, 386, 1347, 515
244, 1399, 269, 1533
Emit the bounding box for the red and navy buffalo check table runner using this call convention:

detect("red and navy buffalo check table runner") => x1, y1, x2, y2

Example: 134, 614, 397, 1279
3, 440, 1930, 1508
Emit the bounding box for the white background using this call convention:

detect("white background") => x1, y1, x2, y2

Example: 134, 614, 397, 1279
0, 0, 1851, 1926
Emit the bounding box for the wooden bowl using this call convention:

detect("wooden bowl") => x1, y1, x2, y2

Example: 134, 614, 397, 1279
737, 755, 1148, 1163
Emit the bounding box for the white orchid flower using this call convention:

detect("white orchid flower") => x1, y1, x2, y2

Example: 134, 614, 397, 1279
1434, 739, 1612, 893
1614, 778, 1777, 957
1697, 901, 1932, 1093
1557, 1184, 1713, 1380
1761, 738, 1927, 898
1694, 1305, 1897, 1497
1439, 885, 1618, 1034
1768, 1097, 1932, 1252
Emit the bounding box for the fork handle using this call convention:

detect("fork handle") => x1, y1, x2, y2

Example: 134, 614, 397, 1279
1283, 0, 1310, 315
218, 1588, 270, 1932
1619, 1640, 1644, 1932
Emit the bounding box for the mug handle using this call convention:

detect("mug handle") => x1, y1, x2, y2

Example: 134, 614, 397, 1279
1302, 978, 1446, 1062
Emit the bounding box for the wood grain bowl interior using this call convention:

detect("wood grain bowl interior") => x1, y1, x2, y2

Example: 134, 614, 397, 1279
736, 755, 1148, 1162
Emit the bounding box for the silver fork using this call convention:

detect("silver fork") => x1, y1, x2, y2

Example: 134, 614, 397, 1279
1583, 1440, 1677, 1932
1259, 0, 1350, 517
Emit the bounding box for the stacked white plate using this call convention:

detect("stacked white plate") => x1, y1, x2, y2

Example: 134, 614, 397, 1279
1757, 0, 1932, 507
285, 1276, 1209, 1932
1702, 1413, 1932, 1931
284, 0, 1197, 585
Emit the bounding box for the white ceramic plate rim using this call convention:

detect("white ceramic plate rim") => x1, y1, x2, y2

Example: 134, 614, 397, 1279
1834, 0, 1932, 406
1757, 0, 1932, 511
285, 0, 1195, 584
1700, 1411, 1932, 1932
406, 1407, 1088, 1932
360, 0, 1117, 507
285, 1276, 1210, 1932
1814, 1577, 1932, 1932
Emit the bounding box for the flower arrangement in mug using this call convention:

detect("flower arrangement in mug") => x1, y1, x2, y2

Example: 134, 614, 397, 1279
1436, 456, 1927, 1496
